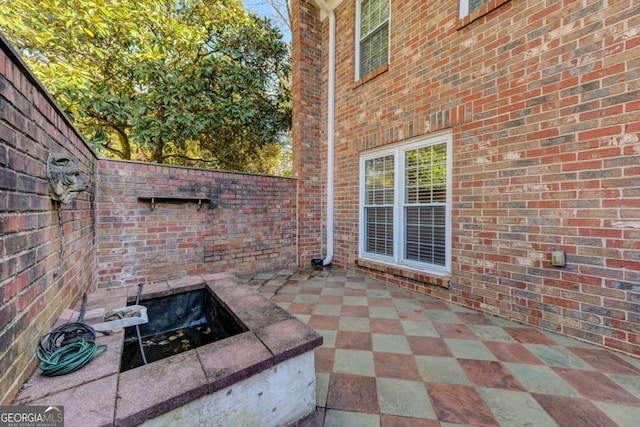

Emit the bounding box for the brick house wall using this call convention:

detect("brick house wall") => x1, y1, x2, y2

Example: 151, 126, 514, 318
293, 0, 640, 355
292, 0, 326, 264
96, 159, 298, 288
0, 36, 98, 403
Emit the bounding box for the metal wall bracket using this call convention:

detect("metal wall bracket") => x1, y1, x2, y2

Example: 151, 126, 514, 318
137, 197, 210, 211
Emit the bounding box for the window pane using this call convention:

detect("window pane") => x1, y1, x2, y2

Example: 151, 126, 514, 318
365, 155, 394, 205
469, 0, 491, 14
364, 154, 394, 257
359, 0, 389, 78
361, 0, 389, 38
405, 143, 447, 204
405, 206, 446, 266
366, 207, 393, 256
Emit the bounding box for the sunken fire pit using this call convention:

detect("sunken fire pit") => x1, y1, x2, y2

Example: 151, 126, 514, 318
15, 272, 322, 427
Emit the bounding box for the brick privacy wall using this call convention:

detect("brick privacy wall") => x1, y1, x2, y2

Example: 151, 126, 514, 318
292, 0, 326, 265
0, 38, 97, 403
96, 159, 298, 288
294, 0, 640, 355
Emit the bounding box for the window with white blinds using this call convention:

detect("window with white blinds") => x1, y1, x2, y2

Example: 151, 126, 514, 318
360, 134, 451, 275
356, 0, 390, 79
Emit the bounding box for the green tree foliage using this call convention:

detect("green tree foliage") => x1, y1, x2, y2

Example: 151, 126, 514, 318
0, 0, 291, 173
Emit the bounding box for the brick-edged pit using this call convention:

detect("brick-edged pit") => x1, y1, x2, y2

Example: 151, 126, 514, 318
14, 272, 323, 427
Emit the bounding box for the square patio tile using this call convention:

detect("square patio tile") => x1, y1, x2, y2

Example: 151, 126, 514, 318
525, 344, 594, 370
313, 304, 342, 316
372, 333, 412, 354
458, 360, 525, 391
504, 363, 579, 396
374, 352, 422, 381
484, 341, 544, 365
339, 316, 371, 332
407, 336, 454, 357
445, 339, 497, 361
401, 320, 439, 337
315, 347, 335, 373
341, 305, 370, 317
504, 327, 558, 345
367, 289, 391, 298
394, 298, 424, 310
370, 318, 405, 334
594, 402, 640, 427
377, 378, 436, 419
455, 312, 497, 325
308, 315, 340, 330
326, 374, 379, 413
369, 306, 400, 319
415, 356, 472, 385
554, 367, 640, 405
532, 394, 616, 426
321, 288, 345, 296
335, 331, 373, 351
569, 347, 640, 375
295, 294, 320, 304
426, 310, 460, 323
467, 325, 517, 342
426, 383, 498, 427
477, 388, 558, 427
608, 374, 640, 399
318, 295, 344, 305
343, 296, 368, 306
333, 349, 375, 376
433, 322, 477, 339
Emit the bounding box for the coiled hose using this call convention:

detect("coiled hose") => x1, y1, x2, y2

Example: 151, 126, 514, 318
36, 294, 108, 376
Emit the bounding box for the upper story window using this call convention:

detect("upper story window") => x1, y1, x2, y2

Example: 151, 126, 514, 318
459, 0, 491, 18
356, 0, 390, 80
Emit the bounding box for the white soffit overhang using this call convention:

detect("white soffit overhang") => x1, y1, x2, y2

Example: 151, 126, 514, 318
313, 0, 344, 20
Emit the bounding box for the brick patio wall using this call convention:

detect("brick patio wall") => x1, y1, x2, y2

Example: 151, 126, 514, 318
0, 36, 98, 403
294, 0, 640, 355
96, 159, 298, 288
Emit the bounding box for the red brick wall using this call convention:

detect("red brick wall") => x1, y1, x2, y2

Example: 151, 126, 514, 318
294, 0, 640, 355
292, 0, 326, 264
0, 37, 97, 403
96, 159, 297, 287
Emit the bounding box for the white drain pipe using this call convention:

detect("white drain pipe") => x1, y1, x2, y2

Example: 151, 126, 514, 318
314, 0, 336, 266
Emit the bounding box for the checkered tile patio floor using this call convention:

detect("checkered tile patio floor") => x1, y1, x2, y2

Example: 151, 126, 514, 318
246, 268, 640, 427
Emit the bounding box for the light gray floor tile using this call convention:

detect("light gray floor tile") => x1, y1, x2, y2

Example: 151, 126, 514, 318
372, 334, 412, 354
333, 349, 375, 376
504, 363, 580, 396
445, 339, 497, 361
402, 320, 439, 337
477, 388, 558, 427
339, 317, 371, 332
377, 378, 436, 419
415, 356, 472, 385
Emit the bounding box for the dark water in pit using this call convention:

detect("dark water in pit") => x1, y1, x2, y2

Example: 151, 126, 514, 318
120, 288, 246, 372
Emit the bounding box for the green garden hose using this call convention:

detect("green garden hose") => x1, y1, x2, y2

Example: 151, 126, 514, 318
36, 294, 108, 376
36, 338, 107, 376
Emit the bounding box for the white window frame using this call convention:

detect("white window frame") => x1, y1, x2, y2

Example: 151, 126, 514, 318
355, 0, 391, 80
359, 133, 453, 276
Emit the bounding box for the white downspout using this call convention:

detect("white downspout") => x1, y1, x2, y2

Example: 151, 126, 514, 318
314, 0, 335, 266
